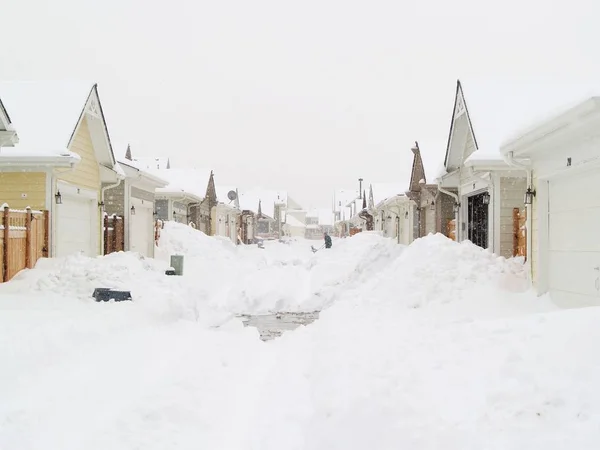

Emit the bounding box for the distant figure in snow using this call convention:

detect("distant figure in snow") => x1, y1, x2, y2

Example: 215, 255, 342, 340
324, 232, 332, 249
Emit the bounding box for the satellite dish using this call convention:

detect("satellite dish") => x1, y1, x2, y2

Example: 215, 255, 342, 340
227, 190, 237, 201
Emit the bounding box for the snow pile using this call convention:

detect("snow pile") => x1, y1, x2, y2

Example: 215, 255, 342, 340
155, 220, 237, 259
246, 235, 588, 449
362, 233, 531, 310
216, 232, 403, 314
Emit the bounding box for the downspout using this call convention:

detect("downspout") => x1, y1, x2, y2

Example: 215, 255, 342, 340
504, 150, 533, 275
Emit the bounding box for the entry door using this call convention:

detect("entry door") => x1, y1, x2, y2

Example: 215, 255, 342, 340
467, 192, 489, 249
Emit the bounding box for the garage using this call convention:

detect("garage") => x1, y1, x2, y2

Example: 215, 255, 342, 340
129, 198, 154, 257
547, 169, 600, 307
55, 191, 96, 258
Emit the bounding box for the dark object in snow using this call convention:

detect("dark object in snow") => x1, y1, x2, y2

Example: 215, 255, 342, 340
93, 288, 132, 302
165, 269, 176, 276
311, 244, 325, 253
324, 233, 332, 249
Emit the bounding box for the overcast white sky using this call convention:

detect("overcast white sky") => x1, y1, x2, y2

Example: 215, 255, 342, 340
3, 0, 599, 208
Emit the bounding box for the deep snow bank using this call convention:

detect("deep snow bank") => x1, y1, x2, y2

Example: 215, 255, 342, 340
247, 235, 586, 449
155, 223, 404, 314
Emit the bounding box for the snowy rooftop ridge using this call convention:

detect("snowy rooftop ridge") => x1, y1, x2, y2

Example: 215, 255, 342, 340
0, 80, 95, 156
238, 188, 288, 218
370, 182, 407, 206
151, 168, 212, 199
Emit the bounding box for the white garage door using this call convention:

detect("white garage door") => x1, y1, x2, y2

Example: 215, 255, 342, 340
130, 203, 153, 257
55, 194, 95, 258
548, 169, 600, 307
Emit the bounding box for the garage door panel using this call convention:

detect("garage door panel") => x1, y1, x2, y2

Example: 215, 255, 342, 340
56, 196, 95, 258
549, 170, 600, 212
547, 168, 600, 308
549, 206, 600, 252
130, 205, 152, 257
549, 251, 599, 297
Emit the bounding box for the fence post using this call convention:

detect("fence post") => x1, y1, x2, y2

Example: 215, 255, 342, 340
512, 208, 519, 257
112, 215, 117, 253
43, 210, 49, 257
25, 207, 32, 268
103, 215, 109, 255
2, 206, 9, 282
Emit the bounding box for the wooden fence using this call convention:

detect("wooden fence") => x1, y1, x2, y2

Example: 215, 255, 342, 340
1, 206, 48, 283
513, 208, 527, 259
103, 215, 125, 255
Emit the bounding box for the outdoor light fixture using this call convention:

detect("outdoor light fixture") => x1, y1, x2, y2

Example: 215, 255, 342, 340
98, 201, 105, 209
429, 200, 435, 211
404, 211, 409, 219
482, 191, 491, 205
130, 205, 136, 215
173, 211, 176, 218
387, 215, 392, 220
524, 187, 536, 205
55, 190, 62, 205
153, 211, 157, 217
453, 202, 460, 213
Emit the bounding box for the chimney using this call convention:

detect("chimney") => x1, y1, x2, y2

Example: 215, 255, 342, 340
358, 178, 363, 199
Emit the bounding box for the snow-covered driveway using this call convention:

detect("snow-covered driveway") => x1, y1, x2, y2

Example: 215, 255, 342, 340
2, 223, 600, 449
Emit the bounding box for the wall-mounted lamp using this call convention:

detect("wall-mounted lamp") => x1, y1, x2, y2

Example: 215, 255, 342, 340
482, 191, 491, 205
55, 190, 62, 205
98, 201, 105, 209
404, 211, 409, 219
429, 200, 435, 211
453, 202, 460, 214
524, 187, 536, 205
153, 211, 157, 217
130, 205, 136, 215
387, 215, 392, 220
173, 211, 176, 218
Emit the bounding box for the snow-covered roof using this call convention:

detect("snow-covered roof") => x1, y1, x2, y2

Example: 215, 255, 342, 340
0, 81, 94, 156
238, 188, 287, 218
333, 189, 359, 213
284, 214, 306, 228
107, 143, 168, 186
370, 182, 406, 205
216, 185, 238, 204
133, 156, 170, 170
459, 77, 600, 156
150, 168, 212, 200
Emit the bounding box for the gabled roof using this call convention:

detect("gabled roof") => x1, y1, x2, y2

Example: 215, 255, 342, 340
408, 141, 430, 190
443, 80, 478, 172
0, 97, 13, 132
284, 214, 306, 228
0, 81, 115, 164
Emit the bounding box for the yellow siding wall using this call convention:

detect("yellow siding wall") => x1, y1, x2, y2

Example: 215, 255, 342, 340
57, 117, 100, 191
0, 172, 46, 210
531, 174, 539, 287
56, 116, 102, 254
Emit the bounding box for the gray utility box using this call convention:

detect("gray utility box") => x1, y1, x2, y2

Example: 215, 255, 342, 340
170, 255, 184, 276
